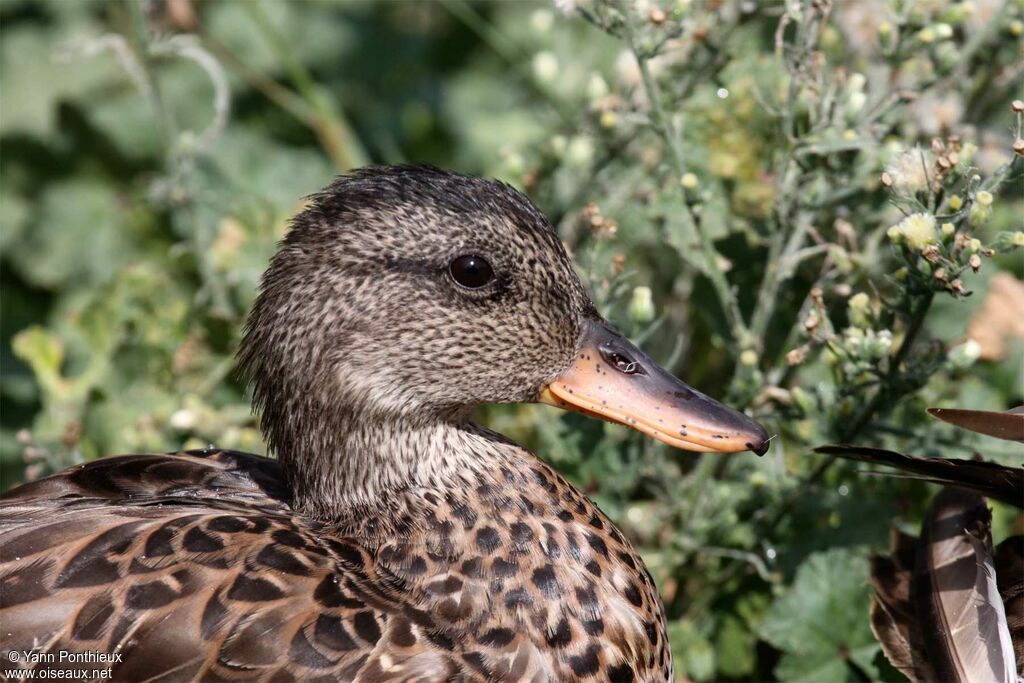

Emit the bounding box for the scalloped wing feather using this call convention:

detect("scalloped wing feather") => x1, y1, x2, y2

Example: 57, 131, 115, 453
1, 450, 671, 682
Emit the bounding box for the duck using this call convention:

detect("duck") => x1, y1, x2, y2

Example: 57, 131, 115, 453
0, 166, 770, 682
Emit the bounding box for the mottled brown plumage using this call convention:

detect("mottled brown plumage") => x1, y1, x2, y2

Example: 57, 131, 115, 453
1, 166, 767, 682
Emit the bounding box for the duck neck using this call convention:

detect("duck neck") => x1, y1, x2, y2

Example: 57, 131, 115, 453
277, 410, 498, 520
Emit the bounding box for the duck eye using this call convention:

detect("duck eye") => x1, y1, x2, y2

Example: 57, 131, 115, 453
449, 255, 494, 289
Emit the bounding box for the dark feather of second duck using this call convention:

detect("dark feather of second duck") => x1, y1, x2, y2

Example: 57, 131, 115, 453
0, 166, 769, 682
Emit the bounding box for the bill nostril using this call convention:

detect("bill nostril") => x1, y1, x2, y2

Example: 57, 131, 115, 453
598, 343, 646, 376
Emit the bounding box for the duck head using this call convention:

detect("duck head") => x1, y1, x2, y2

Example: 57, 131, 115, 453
239, 167, 768, 506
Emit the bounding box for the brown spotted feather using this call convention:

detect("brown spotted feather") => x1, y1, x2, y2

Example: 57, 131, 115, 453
1, 448, 670, 681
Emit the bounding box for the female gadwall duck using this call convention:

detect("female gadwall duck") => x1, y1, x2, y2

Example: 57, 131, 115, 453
0, 166, 769, 682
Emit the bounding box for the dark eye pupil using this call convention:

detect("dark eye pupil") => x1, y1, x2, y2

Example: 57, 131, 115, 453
449, 255, 493, 288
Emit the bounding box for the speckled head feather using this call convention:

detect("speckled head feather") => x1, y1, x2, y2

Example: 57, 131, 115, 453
239, 166, 593, 512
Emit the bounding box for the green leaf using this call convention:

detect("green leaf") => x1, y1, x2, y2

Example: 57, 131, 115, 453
10, 180, 135, 290
759, 547, 880, 682
715, 614, 757, 678
11, 326, 64, 397
0, 188, 30, 252
667, 618, 716, 682
0, 23, 123, 138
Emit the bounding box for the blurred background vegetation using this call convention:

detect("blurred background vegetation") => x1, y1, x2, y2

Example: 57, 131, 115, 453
1, 0, 1022, 680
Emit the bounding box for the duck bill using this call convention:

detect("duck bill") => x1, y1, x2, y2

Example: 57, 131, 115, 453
539, 318, 770, 455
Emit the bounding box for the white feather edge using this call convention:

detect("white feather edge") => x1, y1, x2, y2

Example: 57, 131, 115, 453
965, 533, 1017, 683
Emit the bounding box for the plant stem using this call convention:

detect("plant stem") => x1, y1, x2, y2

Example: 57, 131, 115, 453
242, 1, 367, 170
839, 290, 934, 442
748, 215, 814, 347
123, 0, 173, 148
620, 9, 748, 346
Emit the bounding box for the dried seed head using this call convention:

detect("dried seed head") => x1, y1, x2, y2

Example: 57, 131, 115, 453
1013, 100, 1024, 113
933, 267, 948, 282
649, 7, 666, 23
922, 245, 941, 263
969, 253, 981, 271
834, 218, 854, 240
786, 346, 808, 366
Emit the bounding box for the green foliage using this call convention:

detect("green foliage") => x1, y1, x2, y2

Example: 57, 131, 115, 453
2, 1, 1022, 680
759, 547, 879, 682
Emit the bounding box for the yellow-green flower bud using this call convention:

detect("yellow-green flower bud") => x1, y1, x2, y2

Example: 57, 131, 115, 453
532, 51, 559, 85
896, 213, 938, 250
550, 135, 567, 156
530, 9, 554, 33
740, 349, 759, 367
586, 73, 609, 101
565, 136, 594, 168
975, 190, 994, 206
790, 386, 814, 414
941, 222, 955, 237
969, 238, 982, 252
948, 339, 981, 368
629, 286, 655, 323
887, 225, 903, 243
848, 91, 867, 113
948, 195, 963, 211
969, 204, 991, 228
1012, 231, 1024, 246
848, 292, 872, 328
680, 173, 699, 189
943, 2, 974, 24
